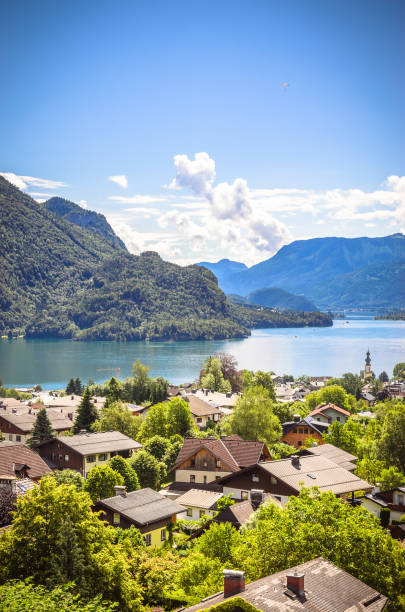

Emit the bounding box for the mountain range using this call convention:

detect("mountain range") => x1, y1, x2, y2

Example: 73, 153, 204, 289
199, 235, 405, 310
0, 178, 331, 340
227, 288, 317, 312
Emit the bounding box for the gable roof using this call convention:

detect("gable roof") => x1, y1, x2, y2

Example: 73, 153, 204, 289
282, 416, 329, 437
214, 495, 281, 527
218, 454, 371, 496
172, 436, 267, 472
96, 487, 183, 526
309, 403, 351, 418
176, 488, 224, 509
0, 442, 51, 479
40, 431, 142, 456
0, 409, 73, 433
182, 557, 388, 611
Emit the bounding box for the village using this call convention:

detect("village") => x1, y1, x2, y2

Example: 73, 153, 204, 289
0, 351, 404, 610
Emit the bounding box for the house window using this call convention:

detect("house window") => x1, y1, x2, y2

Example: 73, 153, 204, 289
274, 496, 282, 502
203, 460, 208, 467
186, 508, 193, 517
16, 435, 21, 442
8, 434, 12, 441
299, 428, 303, 434
304, 428, 308, 434
190, 475, 195, 483
144, 533, 152, 546
398, 494, 404, 506
196, 417, 202, 423
337, 416, 341, 422
98, 453, 107, 461
298, 441, 302, 446
216, 460, 221, 468
203, 476, 207, 484
51, 453, 56, 461
241, 491, 249, 500
86, 455, 96, 463
293, 428, 297, 434
113, 513, 120, 525
161, 528, 166, 541
58, 454, 63, 460
252, 474, 259, 482
64, 454, 69, 462
190, 458, 196, 467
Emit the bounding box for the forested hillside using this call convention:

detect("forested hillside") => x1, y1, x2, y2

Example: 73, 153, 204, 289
44, 197, 126, 249
0, 178, 332, 340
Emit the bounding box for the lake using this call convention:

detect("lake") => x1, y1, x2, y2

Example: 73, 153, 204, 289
0, 319, 404, 389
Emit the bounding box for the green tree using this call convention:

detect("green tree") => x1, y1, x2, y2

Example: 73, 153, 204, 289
74, 378, 82, 395
73, 388, 98, 434
196, 522, 240, 564
129, 450, 162, 490
0, 478, 142, 610
143, 435, 171, 462
216, 494, 235, 513
27, 407, 54, 448
233, 487, 405, 610
0, 581, 117, 612
305, 384, 353, 412
131, 359, 150, 404
379, 371, 389, 383
84, 465, 124, 502
377, 409, 405, 473
249, 371, 276, 400
215, 352, 242, 392
323, 421, 358, 454
167, 397, 195, 438
103, 377, 122, 408
92, 401, 142, 439
379, 466, 405, 491
108, 455, 140, 492
223, 386, 281, 444
50, 469, 84, 491
66, 378, 76, 395
200, 357, 231, 393
137, 402, 168, 441
393, 362, 405, 378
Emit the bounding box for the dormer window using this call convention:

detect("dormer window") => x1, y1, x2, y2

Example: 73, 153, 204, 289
216, 459, 221, 468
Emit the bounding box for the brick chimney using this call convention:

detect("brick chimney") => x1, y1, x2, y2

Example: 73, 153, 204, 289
293, 414, 301, 422
114, 485, 127, 497
250, 489, 264, 510
291, 455, 301, 469
222, 570, 245, 597
286, 570, 305, 596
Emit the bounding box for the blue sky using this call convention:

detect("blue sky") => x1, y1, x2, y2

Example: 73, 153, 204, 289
1, 0, 404, 264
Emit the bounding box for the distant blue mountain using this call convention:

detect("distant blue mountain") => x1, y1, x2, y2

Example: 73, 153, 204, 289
205, 234, 405, 310
196, 258, 247, 284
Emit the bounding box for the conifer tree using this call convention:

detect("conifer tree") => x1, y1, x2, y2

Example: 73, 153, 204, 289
50, 516, 87, 591
74, 378, 82, 395
66, 378, 75, 394
27, 407, 54, 448
73, 388, 98, 434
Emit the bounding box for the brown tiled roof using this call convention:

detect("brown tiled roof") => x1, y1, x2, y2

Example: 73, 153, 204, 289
185, 396, 222, 417
182, 557, 388, 611
0, 442, 51, 479
302, 443, 358, 469
0, 409, 73, 433
309, 403, 351, 418
173, 437, 266, 472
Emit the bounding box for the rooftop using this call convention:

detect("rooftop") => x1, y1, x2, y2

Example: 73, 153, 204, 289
301, 443, 358, 471
309, 403, 351, 418
173, 436, 267, 472
182, 557, 387, 611
176, 488, 224, 509
184, 395, 222, 417
0, 441, 51, 479
40, 431, 142, 455
97, 487, 184, 526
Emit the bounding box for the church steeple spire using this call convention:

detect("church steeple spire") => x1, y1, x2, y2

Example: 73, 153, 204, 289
365, 349, 371, 366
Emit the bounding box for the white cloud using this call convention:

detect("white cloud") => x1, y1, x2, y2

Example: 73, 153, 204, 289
0, 172, 66, 189
77, 199, 87, 209
167, 152, 292, 262
124, 207, 160, 217
108, 175, 128, 189
109, 195, 169, 204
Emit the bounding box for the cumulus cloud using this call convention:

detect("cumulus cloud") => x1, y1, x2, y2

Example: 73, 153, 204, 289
167, 152, 292, 262
0, 172, 66, 190
77, 200, 87, 209
108, 175, 128, 189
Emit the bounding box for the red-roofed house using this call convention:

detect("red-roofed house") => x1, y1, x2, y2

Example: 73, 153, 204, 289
308, 403, 350, 425
170, 435, 271, 487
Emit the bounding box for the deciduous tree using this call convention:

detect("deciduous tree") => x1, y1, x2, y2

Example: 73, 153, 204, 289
108, 455, 139, 492
84, 465, 124, 502
223, 386, 281, 444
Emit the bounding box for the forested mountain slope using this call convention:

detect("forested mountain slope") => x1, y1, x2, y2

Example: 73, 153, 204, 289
44, 197, 126, 250
0, 178, 331, 340
219, 234, 405, 308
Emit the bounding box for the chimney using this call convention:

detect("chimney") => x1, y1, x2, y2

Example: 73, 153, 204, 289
114, 485, 127, 497
250, 489, 264, 510
291, 456, 301, 469
373, 483, 381, 496
293, 414, 300, 422
226, 391, 232, 398
222, 570, 245, 597
286, 570, 305, 596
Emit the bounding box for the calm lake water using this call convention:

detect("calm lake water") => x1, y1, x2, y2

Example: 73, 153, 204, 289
0, 319, 404, 389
